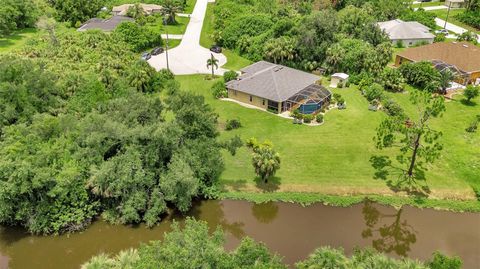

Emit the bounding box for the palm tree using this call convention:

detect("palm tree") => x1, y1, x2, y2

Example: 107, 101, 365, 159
439, 69, 454, 94
206, 54, 219, 78
263, 37, 296, 64
81, 253, 114, 269
162, 0, 183, 25
126, 3, 145, 19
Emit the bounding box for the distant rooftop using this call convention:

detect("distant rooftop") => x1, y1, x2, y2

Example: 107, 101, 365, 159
112, 4, 163, 16
226, 61, 320, 102
397, 41, 480, 73
77, 16, 134, 32
378, 19, 435, 40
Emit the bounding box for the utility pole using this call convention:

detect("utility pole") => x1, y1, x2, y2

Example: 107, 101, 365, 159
163, 18, 170, 71
444, 1, 452, 29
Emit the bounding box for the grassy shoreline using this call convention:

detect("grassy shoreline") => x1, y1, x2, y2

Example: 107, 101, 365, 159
220, 191, 480, 212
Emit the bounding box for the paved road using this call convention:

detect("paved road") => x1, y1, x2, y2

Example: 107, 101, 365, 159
435, 18, 480, 42
149, 0, 227, 75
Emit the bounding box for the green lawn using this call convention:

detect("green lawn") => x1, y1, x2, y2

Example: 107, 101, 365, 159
428, 8, 480, 34
184, 0, 197, 14
0, 28, 38, 54
163, 16, 190, 35
200, 3, 252, 71
176, 75, 480, 204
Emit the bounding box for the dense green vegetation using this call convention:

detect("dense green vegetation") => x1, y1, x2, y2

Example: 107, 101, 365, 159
0, 29, 239, 234
82, 218, 462, 269
0, 0, 40, 37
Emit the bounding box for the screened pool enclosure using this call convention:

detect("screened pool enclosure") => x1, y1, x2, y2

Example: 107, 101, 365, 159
283, 84, 332, 114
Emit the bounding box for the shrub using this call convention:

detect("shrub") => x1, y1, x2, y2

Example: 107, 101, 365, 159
337, 97, 345, 105
364, 83, 384, 102
395, 40, 404, 48
211, 81, 227, 99
303, 114, 314, 123
223, 70, 238, 83
165, 80, 180, 95
225, 119, 242, 130
455, 10, 480, 30
466, 115, 480, 133
456, 31, 479, 45
464, 85, 479, 102
434, 34, 446, 43
382, 99, 405, 118
113, 22, 163, 52
427, 251, 462, 269
315, 114, 324, 123
345, 80, 350, 87
290, 109, 303, 119
399, 61, 441, 91
379, 68, 404, 92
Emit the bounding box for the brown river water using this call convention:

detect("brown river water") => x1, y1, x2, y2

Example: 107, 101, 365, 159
0, 200, 479, 269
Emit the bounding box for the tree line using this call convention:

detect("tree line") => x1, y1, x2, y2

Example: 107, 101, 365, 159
210, 0, 436, 75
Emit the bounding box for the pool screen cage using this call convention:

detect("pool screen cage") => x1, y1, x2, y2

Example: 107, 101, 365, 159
432, 60, 470, 85
285, 84, 332, 114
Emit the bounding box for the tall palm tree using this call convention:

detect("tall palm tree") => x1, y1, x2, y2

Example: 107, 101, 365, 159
206, 54, 219, 78
263, 37, 296, 64
162, 0, 183, 24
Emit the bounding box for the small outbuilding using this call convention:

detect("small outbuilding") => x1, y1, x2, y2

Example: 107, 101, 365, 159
445, 0, 465, 8
330, 73, 349, 88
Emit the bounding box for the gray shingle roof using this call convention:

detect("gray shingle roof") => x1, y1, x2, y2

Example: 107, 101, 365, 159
77, 16, 134, 32
226, 61, 320, 102
378, 19, 435, 40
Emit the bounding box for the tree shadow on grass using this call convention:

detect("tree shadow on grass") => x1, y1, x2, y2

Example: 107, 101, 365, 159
254, 176, 281, 192
369, 155, 430, 198
460, 99, 477, 106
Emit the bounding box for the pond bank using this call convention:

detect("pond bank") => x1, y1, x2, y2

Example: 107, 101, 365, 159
221, 192, 480, 212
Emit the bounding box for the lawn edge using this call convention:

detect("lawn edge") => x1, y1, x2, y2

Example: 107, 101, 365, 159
219, 191, 480, 212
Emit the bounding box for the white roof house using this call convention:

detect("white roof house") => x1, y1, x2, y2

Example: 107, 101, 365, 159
378, 19, 435, 47
112, 4, 163, 16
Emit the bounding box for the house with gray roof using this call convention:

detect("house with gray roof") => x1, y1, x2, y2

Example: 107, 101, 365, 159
77, 16, 134, 32
226, 61, 331, 114
378, 19, 435, 47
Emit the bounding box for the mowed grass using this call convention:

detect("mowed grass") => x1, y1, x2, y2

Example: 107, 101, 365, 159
412, 1, 445, 8
0, 28, 38, 54
176, 75, 480, 202
163, 16, 190, 35
428, 8, 480, 34
200, 3, 252, 71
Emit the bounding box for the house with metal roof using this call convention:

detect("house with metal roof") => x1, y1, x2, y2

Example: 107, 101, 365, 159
378, 19, 435, 47
395, 41, 480, 85
77, 16, 134, 32
226, 61, 331, 114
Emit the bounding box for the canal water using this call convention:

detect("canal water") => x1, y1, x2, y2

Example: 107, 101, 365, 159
0, 200, 479, 269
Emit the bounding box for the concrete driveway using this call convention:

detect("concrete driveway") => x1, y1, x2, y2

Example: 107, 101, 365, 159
148, 0, 227, 75
435, 18, 480, 42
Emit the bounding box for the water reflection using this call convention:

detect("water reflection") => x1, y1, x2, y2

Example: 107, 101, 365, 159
188, 200, 245, 239
361, 200, 417, 256
251, 202, 279, 224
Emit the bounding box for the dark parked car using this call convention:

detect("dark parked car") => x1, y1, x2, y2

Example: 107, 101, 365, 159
210, 45, 222, 53
151, 47, 164, 55
141, 52, 151, 61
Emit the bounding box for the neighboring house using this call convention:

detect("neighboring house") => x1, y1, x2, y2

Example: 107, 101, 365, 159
378, 19, 435, 47
445, 0, 465, 8
226, 61, 331, 114
395, 41, 480, 85
77, 16, 134, 32
112, 4, 163, 16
